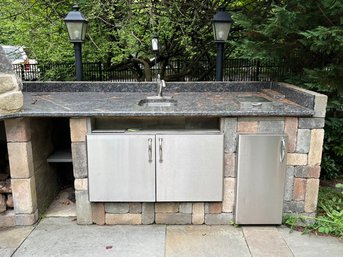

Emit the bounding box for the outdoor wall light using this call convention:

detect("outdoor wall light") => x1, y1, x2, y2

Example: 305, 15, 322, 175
212, 6, 233, 81
64, 5, 88, 80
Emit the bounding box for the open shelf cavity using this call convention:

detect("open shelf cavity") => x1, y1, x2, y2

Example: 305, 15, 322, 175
90, 117, 220, 133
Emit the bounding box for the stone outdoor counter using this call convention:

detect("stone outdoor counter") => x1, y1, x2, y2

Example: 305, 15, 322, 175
0, 81, 320, 119
0, 81, 327, 227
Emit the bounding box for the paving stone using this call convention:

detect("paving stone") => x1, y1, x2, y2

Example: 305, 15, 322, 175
142, 203, 154, 224
299, 118, 325, 129
284, 117, 298, 153
105, 203, 129, 214
243, 227, 293, 257
0, 225, 34, 257
179, 203, 192, 214
304, 179, 320, 213
106, 213, 142, 225
224, 152, 236, 177
296, 129, 310, 153
155, 203, 178, 213
11, 177, 37, 214
220, 118, 237, 153
192, 203, 204, 224
308, 129, 324, 166
293, 178, 306, 201
75, 190, 92, 225
283, 166, 294, 201
222, 178, 235, 213
5, 118, 31, 142
155, 213, 191, 225
13, 217, 165, 257
204, 213, 233, 225
70, 118, 88, 142
71, 142, 88, 179
129, 203, 142, 214
7, 142, 34, 179
279, 226, 343, 257
165, 225, 250, 257
92, 203, 105, 225
287, 153, 307, 166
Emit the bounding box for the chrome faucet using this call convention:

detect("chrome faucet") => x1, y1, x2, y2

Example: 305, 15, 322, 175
156, 74, 166, 97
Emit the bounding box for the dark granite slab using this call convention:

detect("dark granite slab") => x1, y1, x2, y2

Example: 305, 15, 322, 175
0, 81, 316, 119
1, 90, 313, 119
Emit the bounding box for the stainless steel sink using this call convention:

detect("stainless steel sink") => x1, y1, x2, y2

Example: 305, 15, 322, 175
138, 96, 177, 107
237, 96, 272, 109
237, 96, 271, 102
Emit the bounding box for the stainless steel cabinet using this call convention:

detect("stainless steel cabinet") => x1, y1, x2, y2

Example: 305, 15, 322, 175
87, 134, 156, 202
156, 134, 223, 201
87, 133, 224, 202
235, 134, 287, 224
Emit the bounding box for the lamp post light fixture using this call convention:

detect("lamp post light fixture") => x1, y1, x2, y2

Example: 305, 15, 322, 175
64, 5, 88, 81
151, 35, 159, 53
212, 6, 233, 81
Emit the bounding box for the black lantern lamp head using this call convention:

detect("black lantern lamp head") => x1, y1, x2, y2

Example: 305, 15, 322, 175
212, 6, 233, 42
64, 5, 88, 43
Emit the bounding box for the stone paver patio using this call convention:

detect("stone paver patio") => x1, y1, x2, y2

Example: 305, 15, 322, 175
0, 217, 342, 257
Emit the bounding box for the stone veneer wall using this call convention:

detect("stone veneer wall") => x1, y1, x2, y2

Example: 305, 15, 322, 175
71, 88, 327, 225
30, 118, 58, 212
3, 118, 38, 226
1, 118, 59, 227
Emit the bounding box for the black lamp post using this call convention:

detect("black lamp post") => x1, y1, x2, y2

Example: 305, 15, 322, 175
212, 6, 233, 81
64, 5, 88, 81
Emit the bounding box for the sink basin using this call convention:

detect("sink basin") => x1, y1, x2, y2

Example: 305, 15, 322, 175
237, 96, 271, 102
138, 96, 177, 107
237, 96, 272, 109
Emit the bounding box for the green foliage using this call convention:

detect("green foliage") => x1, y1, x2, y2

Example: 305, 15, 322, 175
283, 187, 343, 239
0, 0, 237, 80
231, 0, 343, 92
322, 104, 343, 180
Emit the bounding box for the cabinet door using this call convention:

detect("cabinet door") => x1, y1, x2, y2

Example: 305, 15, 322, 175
235, 134, 287, 224
156, 134, 224, 201
87, 134, 155, 202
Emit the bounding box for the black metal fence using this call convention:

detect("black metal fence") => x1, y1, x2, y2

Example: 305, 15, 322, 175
12, 58, 296, 82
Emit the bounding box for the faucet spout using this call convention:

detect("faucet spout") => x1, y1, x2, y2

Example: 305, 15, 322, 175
156, 74, 166, 97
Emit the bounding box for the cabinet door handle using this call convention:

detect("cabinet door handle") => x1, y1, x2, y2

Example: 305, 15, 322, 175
148, 138, 153, 162
159, 138, 163, 162
280, 138, 286, 162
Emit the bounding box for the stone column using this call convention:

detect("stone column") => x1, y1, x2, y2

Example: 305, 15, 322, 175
5, 118, 38, 225
70, 118, 92, 224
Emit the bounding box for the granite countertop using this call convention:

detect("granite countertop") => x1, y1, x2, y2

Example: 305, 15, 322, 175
0, 81, 315, 118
